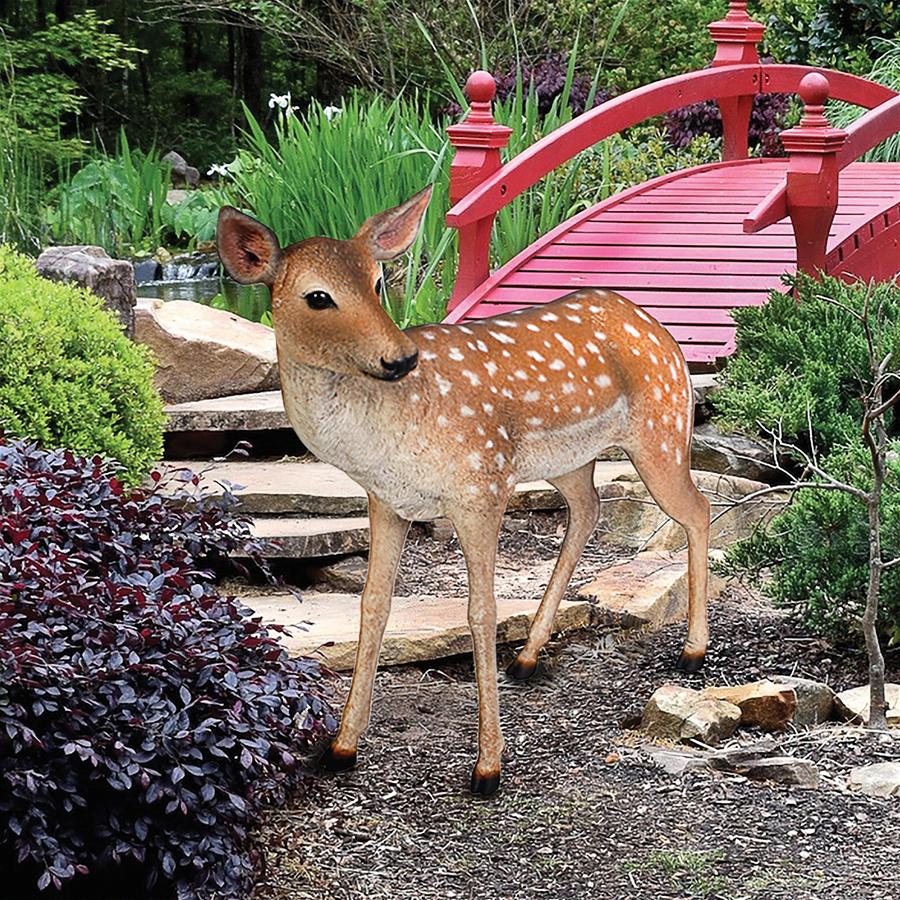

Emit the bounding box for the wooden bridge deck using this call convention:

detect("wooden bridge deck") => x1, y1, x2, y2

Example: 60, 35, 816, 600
445, 159, 900, 364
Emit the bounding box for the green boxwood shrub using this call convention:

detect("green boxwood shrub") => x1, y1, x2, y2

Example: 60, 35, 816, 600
0, 245, 164, 482
714, 274, 900, 645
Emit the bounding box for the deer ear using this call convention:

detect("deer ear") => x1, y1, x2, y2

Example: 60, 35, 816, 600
356, 185, 433, 261
216, 206, 281, 285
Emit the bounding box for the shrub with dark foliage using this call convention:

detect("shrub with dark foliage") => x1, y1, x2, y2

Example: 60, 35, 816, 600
0, 439, 335, 898
446, 54, 615, 120
665, 78, 792, 157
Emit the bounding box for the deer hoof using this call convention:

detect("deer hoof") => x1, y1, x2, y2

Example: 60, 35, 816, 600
320, 744, 357, 772
506, 656, 538, 681
470, 767, 501, 798
676, 648, 706, 674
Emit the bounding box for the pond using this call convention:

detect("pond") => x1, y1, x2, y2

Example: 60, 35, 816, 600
136, 277, 271, 323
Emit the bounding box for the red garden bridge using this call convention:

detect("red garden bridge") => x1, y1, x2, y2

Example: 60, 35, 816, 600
441, 1, 900, 365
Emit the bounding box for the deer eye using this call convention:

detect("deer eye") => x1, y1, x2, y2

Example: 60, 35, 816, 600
374, 276, 383, 296
304, 290, 336, 310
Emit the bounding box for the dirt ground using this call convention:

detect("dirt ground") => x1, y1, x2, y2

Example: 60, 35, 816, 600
252, 522, 900, 900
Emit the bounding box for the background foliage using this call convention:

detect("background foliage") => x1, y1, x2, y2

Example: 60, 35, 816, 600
0, 245, 164, 481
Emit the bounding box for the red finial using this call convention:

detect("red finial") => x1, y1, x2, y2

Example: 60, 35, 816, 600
797, 72, 832, 128
466, 71, 496, 104
725, 1, 750, 19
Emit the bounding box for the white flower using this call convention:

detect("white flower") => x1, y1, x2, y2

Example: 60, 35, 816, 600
323, 105, 343, 122
207, 163, 229, 177
268, 92, 292, 110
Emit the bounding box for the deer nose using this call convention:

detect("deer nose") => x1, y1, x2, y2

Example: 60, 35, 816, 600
380, 351, 419, 380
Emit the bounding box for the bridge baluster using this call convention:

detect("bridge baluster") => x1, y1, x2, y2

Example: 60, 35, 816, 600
709, 0, 766, 161
781, 73, 848, 280
447, 72, 512, 311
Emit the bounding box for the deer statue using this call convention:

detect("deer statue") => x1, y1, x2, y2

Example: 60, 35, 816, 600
216, 186, 711, 797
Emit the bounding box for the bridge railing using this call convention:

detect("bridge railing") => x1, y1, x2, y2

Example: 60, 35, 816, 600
744, 76, 900, 275
444, 0, 897, 308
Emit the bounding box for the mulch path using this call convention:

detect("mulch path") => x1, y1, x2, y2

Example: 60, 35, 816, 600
252, 568, 900, 900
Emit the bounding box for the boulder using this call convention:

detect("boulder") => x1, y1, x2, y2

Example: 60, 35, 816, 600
641, 684, 742, 746
647, 747, 712, 776
135, 298, 279, 403
37, 245, 136, 336
691, 422, 776, 483
162, 150, 200, 188
719, 755, 820, 788
596, 469, 788, 551
771, 675, 834, 727
577, 550, 726, 630
847, 762, 900, 799
703, 680, 798, 732
315, 554, 369, 593
834, 684, 900, 727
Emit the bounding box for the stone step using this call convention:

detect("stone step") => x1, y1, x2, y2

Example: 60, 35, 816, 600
164, 374, 718, 434
250, 516, 370, 558
243, 549, 726, 669
161, 459, 635, 516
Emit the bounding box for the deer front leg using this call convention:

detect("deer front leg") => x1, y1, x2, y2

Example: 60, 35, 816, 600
321, 494, 410, 771
507, 462, 600, 680
452, 508, 505, 797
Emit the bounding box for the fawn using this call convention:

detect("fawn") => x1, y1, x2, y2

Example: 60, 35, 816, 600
216, 186, 711, 796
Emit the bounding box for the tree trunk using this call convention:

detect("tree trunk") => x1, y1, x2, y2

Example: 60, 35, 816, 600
240, 25, 264, 123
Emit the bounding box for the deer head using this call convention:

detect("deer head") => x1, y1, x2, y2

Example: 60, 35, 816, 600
216, 186, 432, 381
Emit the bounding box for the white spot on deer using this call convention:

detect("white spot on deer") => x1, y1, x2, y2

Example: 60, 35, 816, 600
460, 405, 475, 417
448, 347, 464, 361
660, 441, 669, 454
501, 350, 511, 358
495, 452, 506, 468
576, 356, 587, 368
549, 359, 565, 371
553, 404, 560, 413
489, 482, 499, 495
555, 333, 575, 355
421, 350, 437, 361
467, 452, 482, 471
631, 347, 641, 356
467, 484, 480, 496
527, 350, 545, 363
501, 388, 514, 399
435, 373, 452, 396
635, 308, 652, 324
537, 374, 547, 383
482, 402, 494, 414
476, 340, 488, 353
485, 439, 494, 449
422, 331, 435, 341
496, 319, 517, 328
541, 312, 559, 322
573, 405, 582, 414
476, 425, 485, 436
456, 434, 465, 443
490, 330, 515, 345
624, 323, 641, 338
676, 414, 684, 433
458, 325, 473, 335
589, 305, 601, 313
586, 341, 600, 354
647, 418, 654, 430
664, 382, 671, 393
485, 361, 498, 377
438, 415, 449, 427
566, 301, 582, 310
524, 390, 540, 402
653, 386, 662, 401
675, 448, 682, 465
648, 332, 661, 346
594, 374, 612, 388
526, 323, 540, 332
462, 370, 481, 386
649, 352, 658, 365
594, 330, 607, 341
566, 314, 582, 324
527, 416, 543, 426
562, 382, 576, 395
411, 393, 420, 402
498, 425, 510, 440
643, 373, 651, 382
669, 363, 679, 380
514, 369, 528, 381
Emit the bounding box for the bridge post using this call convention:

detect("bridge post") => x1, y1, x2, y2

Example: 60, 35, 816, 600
781, 73, 848, 280
446, 71, 512, 311
708, 1, 765, 160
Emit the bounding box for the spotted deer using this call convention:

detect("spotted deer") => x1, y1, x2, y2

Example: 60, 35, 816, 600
216, 186, 711, 796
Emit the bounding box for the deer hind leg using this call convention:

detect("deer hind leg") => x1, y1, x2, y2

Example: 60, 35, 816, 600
322, 494, 410, 771
451, 506, 506, 797
507, 462, 600, 681
627, 450, 711, 672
